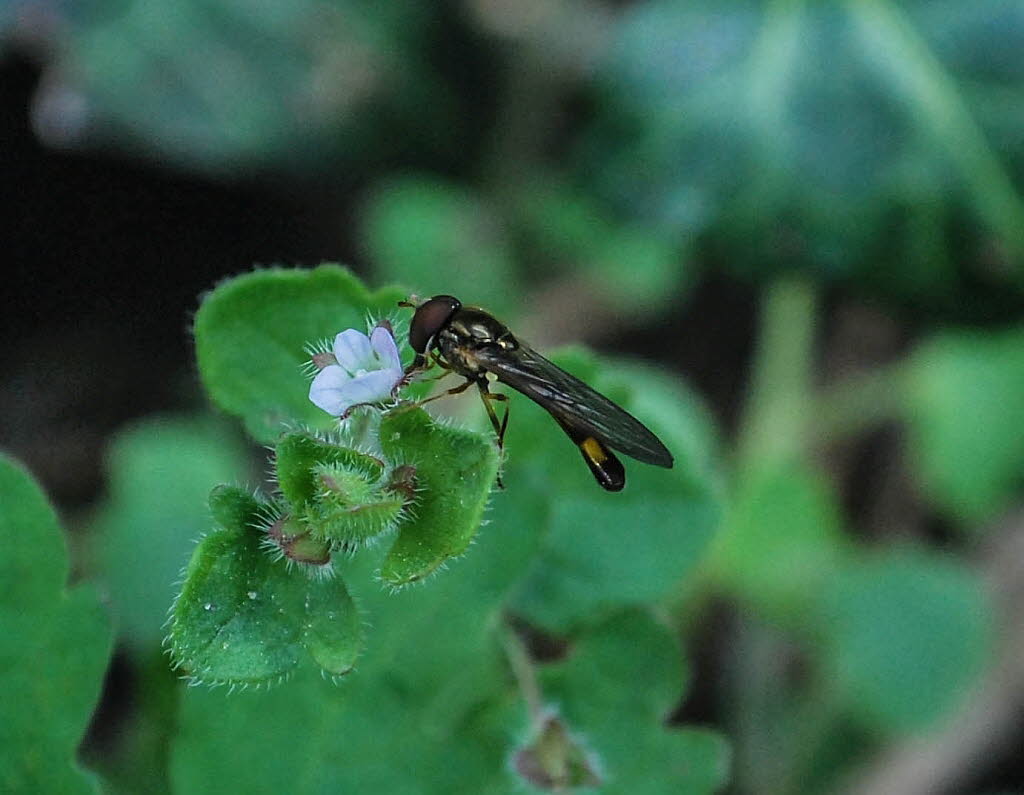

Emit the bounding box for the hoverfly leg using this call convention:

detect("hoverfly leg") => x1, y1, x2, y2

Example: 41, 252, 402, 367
416, 377, 474, 406
429, 350, 452, 371
477, 382, 509, 489
401, 348, 450, 385
419, 353, 455, 384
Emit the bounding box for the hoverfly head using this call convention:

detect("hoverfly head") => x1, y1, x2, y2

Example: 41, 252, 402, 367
407, 295, 461, 355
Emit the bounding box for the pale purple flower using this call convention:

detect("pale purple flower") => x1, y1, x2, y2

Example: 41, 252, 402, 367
309, 326, 403, 417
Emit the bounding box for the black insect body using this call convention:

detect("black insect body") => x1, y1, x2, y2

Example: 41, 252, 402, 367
404, 295, 673, 491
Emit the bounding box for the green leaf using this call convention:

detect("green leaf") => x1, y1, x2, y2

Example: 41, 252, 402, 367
0, 454, 113, 795
194, 265, 404, 443
539, 610, 730, 795
361, 176, 519, 315
903, 326, 1024, 524
167, 487, 361, 685
817, 549, 992, 732
377, 408, 500, 586
209, 483, 261, 534
708, 463, 847, 614
92, 416, 252, 653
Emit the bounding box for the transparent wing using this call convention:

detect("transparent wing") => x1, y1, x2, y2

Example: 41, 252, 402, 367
474, 345, 673, 468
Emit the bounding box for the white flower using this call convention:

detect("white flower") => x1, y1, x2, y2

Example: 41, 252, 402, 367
309, 326, 403, 417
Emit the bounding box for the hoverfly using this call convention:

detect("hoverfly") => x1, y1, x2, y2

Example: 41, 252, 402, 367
401, 295, 673, 491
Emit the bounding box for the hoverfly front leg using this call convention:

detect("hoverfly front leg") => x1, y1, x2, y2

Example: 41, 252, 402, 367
414, 376, 475, 407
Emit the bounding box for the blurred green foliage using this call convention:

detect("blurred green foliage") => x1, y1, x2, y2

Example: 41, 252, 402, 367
0, 455, 113, 795
904, 326, 1024, 523
44, 0, 445, 171
586, 0, 1024, 300
361, 176, 519, 315
817, 550, 991, 732
9, 0, 1024, 317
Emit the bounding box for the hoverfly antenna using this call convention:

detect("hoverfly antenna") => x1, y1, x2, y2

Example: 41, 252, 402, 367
409, 295, 461, 354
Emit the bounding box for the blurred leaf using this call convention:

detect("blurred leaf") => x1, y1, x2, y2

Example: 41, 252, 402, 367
539, 610, 730, 794
45, 0, 445, 172
499, 349, 722, 631
361, 176, 519, 314
513, 180, 688, 313
377, 408, 500, 587
508, 496, 717, 633
167, 486, 362, 685
709, 463, 847, 614
818, 549, 992, 732
0, 454, 113, 795
586, 0, 1024, 300
194, 264, 403, 443
904, 325, 1024, 524
92, 415, 251, 653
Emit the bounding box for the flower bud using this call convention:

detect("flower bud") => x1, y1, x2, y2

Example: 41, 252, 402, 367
304, 461, 415, 545
265, 514, 332, 566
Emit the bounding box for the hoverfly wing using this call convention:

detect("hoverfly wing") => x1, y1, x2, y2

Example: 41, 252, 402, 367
474, 344, 674, 469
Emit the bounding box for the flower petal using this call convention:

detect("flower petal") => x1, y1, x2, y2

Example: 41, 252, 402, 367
339, 369, 402, 407
332, 329, 374, 373
309, 365, 353, 416
370, 325, 402, 370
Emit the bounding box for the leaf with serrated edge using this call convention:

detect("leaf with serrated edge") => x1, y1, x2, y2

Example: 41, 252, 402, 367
167, 487, 361, 685
377, 408, 499, 586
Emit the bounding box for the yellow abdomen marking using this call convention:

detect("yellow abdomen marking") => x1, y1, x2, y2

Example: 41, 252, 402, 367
581, 437, 607, 464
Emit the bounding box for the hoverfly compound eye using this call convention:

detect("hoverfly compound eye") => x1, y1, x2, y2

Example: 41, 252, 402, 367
409, 295, 461, 354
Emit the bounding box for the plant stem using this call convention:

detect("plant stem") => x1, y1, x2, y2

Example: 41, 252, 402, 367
736, 276, 819, 474
502, 620, 544, 725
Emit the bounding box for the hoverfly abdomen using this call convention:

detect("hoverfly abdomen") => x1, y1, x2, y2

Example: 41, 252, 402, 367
559, 422, 626, 491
